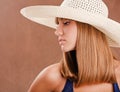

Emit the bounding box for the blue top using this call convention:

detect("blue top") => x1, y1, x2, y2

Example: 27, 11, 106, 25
62, 79, 73, 92
113, 83, 120, 92
62, 79, 120, 92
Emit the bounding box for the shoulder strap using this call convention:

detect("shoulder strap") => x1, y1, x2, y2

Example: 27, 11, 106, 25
62, 79, 73, 92
113, 83, 120, 92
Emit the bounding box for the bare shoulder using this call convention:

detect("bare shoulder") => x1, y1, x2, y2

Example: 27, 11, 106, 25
28, 63, 65, 92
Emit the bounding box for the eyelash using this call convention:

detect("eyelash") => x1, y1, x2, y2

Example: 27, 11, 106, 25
56, 20, 70, 25
63, 21, 70, 25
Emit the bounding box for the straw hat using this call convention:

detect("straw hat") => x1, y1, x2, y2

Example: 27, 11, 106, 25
20, 0, 120, 47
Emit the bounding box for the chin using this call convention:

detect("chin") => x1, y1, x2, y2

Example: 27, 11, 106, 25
61, 47, 75, 52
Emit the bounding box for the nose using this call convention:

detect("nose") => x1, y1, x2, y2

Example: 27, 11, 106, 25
54, 26, 64, 36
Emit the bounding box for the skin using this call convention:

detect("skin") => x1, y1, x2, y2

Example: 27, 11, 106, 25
54, 18, 77, 52
28, 18, 120, 92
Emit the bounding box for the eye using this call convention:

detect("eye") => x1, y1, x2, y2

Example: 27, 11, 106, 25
63, 20, 70, 25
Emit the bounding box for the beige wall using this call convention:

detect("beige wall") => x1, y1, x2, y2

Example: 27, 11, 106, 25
0, 0, 120, 92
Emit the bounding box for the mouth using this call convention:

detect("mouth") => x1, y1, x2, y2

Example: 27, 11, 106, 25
58, 39, 66, 45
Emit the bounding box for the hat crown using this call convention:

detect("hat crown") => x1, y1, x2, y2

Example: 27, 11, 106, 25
61, 0, 108, 17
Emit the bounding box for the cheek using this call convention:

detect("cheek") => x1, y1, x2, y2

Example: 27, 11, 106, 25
71, 27, 77, 42
72, 34, 77, 46
64, 23, 77, 44
68, 29, 77, 45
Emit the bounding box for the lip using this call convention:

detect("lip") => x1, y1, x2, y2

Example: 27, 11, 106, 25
58, 38, 66, 45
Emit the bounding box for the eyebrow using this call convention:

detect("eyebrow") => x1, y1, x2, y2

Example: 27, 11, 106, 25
55, 18, 69, 24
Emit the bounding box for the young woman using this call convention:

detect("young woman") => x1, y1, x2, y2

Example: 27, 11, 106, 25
20, 0, 120, 92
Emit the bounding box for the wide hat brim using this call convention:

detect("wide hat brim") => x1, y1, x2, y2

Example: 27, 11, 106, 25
20, 5, 120, 47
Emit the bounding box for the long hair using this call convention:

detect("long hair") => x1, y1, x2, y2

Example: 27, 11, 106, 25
60, 22, 116, 86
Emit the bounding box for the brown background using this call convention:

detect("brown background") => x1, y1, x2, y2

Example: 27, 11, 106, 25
0, 0, 120, 92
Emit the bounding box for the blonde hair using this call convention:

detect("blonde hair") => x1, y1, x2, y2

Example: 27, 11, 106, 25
60, 22, 116, 86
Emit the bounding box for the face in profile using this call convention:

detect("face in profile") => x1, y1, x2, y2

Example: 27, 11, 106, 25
55, 18, 77, 52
